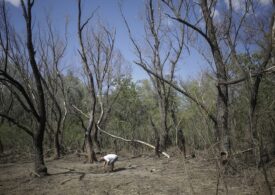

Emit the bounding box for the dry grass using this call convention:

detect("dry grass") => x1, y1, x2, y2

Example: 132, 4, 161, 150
0, 151, 274, 195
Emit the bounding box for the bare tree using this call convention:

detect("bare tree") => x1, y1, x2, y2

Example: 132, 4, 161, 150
77, 0, 97, 163
20, 0, 48, 175
38, 17, 68, 159
0, 0, 48, 176
245, 11, 274, 163
159, 0, 274, 157
122, 0, 184, 150
86, 24, 117, 152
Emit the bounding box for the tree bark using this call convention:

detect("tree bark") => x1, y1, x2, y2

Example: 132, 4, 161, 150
53, 130, 61, 159
85, 133, 96, 163
177, 129, 186, 158
200, 0, 230, 153
93, 125, 101, 152
159, 99, 171, 150
21, 0, 47, 176
150, 117, 161, 157
33, 128, 47, 176
0, 137, 3, 154
77, 0, 97, 163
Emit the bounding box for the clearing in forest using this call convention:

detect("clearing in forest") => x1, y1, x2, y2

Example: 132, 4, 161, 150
0, 152, 274, 195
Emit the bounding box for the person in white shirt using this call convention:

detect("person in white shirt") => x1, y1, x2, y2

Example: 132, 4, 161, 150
99, 154, 118, 172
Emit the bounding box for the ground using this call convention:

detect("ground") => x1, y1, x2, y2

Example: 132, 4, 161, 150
0, 151, 274, 195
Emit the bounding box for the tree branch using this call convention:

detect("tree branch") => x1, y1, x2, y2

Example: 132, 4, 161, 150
135, 61, 217, 125
72, 104, 170, 158
0, 113, 33, 137
219, 66, 275, 85
165, 14, 214, 50
0, 71, 39, 120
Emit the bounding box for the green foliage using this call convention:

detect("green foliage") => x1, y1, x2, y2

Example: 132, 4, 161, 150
106, 78, 151, 143
178, 74, 217, 149
65, 70, 88, 109
62, 123, 84, 150
0, 124, 32, 152
1, 52, 274, 157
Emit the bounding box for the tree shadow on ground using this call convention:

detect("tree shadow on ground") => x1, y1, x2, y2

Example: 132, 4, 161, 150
46, 166, 130, 177
48, 170, 84, 176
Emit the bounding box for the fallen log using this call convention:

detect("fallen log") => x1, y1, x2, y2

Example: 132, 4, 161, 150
97, 126, 170, 158
72, 105, 170, 158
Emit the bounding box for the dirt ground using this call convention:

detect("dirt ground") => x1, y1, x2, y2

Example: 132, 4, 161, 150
0, 151, 274, 195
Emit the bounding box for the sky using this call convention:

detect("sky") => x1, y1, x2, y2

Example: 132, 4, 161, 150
3, 0, 273, 82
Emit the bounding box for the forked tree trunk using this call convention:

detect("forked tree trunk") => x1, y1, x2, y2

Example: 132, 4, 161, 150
93, 125, 101, 152
85, 134, 96, 163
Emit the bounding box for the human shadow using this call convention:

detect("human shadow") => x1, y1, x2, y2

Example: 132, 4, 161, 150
113, 167, 127, 172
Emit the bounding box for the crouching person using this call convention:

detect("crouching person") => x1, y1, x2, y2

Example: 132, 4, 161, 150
100, 154, 118, 172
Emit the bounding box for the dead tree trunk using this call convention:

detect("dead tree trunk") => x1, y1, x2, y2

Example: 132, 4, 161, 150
53, 130, 61, 159
159, 98, 171, 150
21, 0, 47, 176
33, 128, 47, 175
93, 125, 101, 152
0, 137, 3, 154
177, 129, 186, 158
85, 133, 96, 163
200, 0, 230, 154
171, 101, 186, 157
150, 117, 161, 157
248, 12, 275, 163
77, 0, 97, 163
